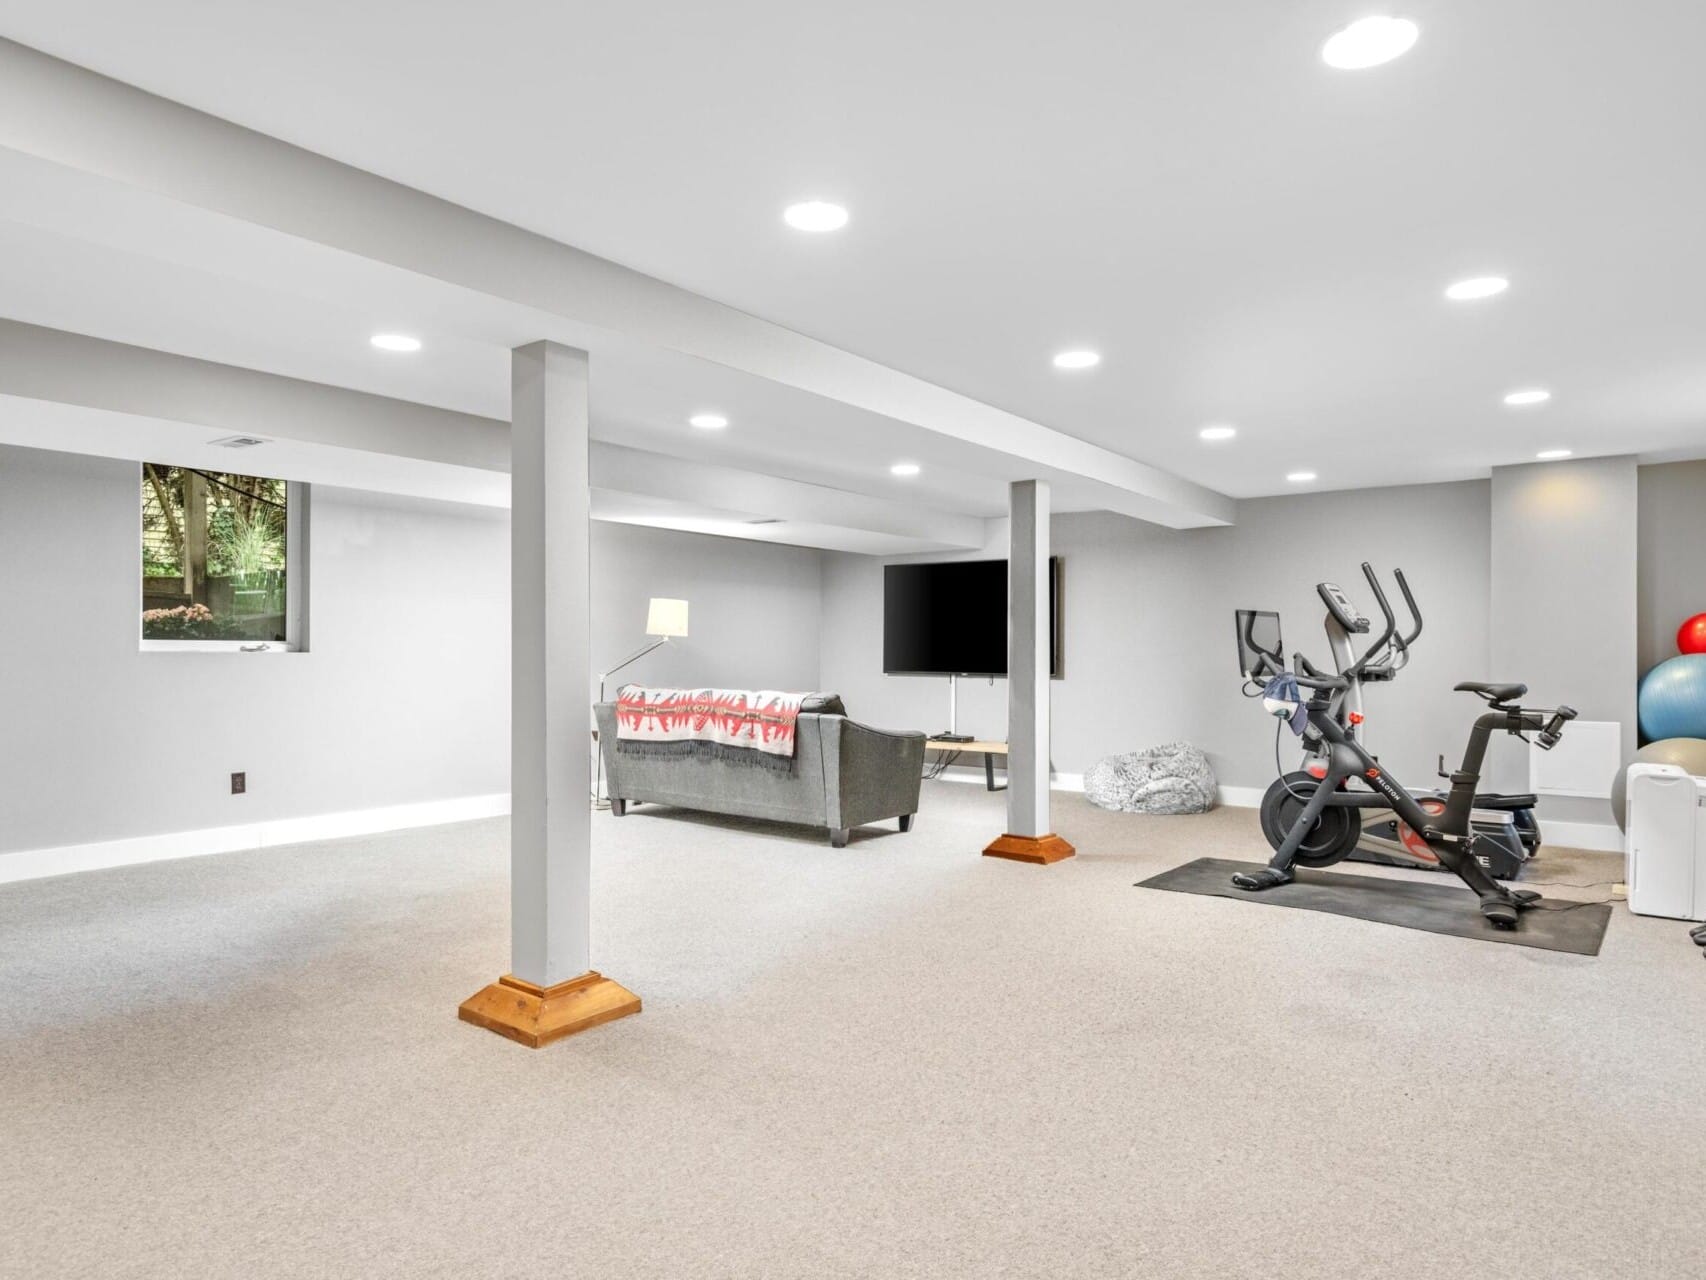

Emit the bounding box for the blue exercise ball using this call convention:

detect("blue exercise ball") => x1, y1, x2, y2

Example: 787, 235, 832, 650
1638, 654, 1706, 742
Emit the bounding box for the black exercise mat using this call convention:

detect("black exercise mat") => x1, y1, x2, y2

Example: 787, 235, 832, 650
1138, 857, 1612, 955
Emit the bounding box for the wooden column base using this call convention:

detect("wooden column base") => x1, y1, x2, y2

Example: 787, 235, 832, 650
982, 832, 1076, 864
459, 971, 640, 1048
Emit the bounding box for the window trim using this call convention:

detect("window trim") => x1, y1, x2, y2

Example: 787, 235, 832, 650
138, 474, 311, 654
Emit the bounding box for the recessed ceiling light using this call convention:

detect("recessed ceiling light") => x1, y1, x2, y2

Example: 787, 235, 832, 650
1286, 471, 1318, 483
890, 462, 921, 477
1536, 449, 1573, 461
1199, 425, 1237, 442
783, 200, 849, 232
688, 413, 729, 430
1052, 350, 1101, 370
370, 333, 422, 353
1503, 388, 1552, 407
1321, 16, 1420, 69
1444, 276, 1509, 301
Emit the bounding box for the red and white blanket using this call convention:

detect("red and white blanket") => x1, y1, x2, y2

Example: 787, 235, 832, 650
614, 687, 809, 770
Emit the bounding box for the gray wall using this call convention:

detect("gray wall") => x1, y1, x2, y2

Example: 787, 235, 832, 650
822, 480, 1498, 793
8, 435, 1663, 854
1637, 459, 1706, 677
0, 445, 825, 856
1489, 457, 1638, 818
591, 522, 822, 696
0, 445, 511, 854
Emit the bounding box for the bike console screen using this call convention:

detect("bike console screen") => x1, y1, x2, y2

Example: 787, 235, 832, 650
1316, 582, 1370, 634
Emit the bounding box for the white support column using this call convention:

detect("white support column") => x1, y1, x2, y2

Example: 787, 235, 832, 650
459, 341, 640, 1047
509, 340, 591, 984
984, 480, 1074, 865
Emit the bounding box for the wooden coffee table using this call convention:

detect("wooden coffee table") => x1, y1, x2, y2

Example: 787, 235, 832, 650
924, 738, 1008, 791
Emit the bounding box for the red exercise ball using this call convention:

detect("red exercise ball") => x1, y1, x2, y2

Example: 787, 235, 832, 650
1679, 613, 1706, 655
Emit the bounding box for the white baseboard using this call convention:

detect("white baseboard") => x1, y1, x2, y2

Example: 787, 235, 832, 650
1217, 785, 1267, 809
0, 793, 511, 886
931, 768, 1084, 790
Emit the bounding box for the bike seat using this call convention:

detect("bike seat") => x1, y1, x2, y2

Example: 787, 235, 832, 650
1455, 681, 1527, 703
1474, 791, 1537, 810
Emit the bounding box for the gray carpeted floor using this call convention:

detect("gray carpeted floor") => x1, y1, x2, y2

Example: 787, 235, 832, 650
2, 784, 1701, 1279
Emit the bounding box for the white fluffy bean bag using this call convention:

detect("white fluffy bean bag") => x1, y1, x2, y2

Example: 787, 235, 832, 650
1083, 742, 1217, 815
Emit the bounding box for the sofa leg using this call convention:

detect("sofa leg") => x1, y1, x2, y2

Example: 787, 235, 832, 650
611, 799, 627, 817
830, 827, 850, 849
899, 814, 914, 833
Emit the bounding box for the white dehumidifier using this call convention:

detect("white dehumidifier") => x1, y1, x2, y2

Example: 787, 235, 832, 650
1624, 763, 1706, 922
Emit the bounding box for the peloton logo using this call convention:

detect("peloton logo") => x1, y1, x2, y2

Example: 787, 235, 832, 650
1364, 766, 1408, 808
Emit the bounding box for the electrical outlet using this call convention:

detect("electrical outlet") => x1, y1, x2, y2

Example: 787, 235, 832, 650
231, 772, 246, 795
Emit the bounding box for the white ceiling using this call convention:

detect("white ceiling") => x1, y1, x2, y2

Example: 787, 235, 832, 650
0, 119, 1220, 532
2, 0, 1705, 498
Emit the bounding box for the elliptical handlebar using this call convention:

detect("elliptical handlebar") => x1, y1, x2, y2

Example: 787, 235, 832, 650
1344, 562, 1397, 679
1393, 568, 1422, 647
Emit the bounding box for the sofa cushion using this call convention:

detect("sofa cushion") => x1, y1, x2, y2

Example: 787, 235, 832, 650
801, 692, 847, 716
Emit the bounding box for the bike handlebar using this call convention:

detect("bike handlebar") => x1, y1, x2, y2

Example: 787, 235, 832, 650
1536, 704, 1578, 749
1296, 671, 1349, 693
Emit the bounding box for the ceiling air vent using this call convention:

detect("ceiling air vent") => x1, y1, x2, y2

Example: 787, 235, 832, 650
209, 435, 269, 449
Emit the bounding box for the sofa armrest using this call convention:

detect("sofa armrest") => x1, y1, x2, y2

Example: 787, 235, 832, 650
827, 720, 926, 830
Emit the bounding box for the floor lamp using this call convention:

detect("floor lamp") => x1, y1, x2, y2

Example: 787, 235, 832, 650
594, 597, 689, 809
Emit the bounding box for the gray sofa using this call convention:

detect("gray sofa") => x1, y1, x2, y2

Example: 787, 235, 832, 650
595, 701, 925, 846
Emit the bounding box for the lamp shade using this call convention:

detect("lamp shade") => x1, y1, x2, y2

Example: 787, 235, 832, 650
645, 597, 689, 638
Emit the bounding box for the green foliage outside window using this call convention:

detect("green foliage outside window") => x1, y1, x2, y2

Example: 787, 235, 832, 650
141, 464, 289, 642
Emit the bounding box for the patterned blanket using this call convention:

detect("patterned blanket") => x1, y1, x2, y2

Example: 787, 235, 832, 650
614, 687, 808, 771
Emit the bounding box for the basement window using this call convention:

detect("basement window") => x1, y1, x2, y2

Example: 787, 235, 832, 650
140, 463, 308, 652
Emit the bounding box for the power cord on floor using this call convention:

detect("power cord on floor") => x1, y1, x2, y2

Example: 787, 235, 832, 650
1514, 876, 1621, 910
1523, 898, 1617, 913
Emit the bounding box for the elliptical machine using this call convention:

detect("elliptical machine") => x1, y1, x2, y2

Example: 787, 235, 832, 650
1260, 566, 1542, 879
1232, 565, 1577, 930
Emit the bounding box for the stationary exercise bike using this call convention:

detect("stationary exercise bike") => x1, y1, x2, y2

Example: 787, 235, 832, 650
1248, 567, 1542, 880
1232, 566, 1577, 929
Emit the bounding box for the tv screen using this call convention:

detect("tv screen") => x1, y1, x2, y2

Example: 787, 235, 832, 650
882, 558, 1059, 677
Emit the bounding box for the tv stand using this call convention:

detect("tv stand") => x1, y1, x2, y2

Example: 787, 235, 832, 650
942, 672, 970, 739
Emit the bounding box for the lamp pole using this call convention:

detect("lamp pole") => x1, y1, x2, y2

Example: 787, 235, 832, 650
593, 635, 672, 808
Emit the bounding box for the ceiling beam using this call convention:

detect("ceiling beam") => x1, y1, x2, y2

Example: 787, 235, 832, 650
0, 37, 1234, 529
0, 317, 505, 469
591, 443, 986, 549
0, 319, 987, 550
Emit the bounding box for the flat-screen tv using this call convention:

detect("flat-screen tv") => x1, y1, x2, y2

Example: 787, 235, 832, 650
883, 558, 1059, 677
